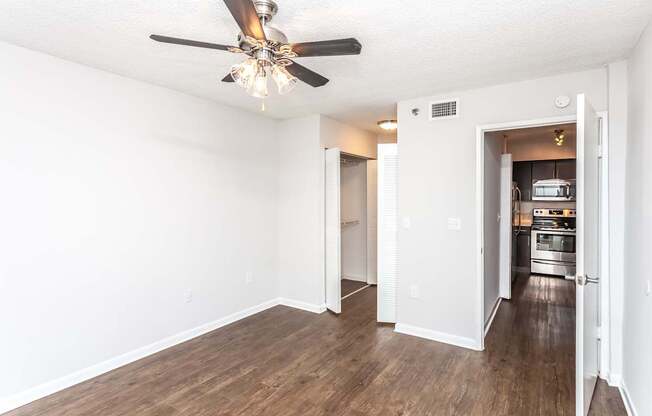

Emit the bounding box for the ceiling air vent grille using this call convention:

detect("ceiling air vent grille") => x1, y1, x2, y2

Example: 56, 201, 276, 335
429, 99, 459, 120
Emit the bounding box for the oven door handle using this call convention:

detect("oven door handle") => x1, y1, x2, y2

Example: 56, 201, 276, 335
532, 259, 575, 266
531, 229, 576, 236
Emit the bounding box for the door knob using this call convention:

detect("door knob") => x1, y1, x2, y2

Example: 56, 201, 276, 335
576, 274, 599, 286
586, 275, 599, 284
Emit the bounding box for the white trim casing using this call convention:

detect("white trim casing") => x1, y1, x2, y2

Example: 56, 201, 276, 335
597, 111, 612, 382
476, 115, 581, 351
0, 297, 325, 414
475, 113, 611, 376
395, 323, 480, 351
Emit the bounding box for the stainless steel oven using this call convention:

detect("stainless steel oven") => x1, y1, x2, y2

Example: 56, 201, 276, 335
531, 208, 576, 277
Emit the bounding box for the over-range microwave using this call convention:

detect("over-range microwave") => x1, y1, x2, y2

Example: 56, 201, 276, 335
532, 179, 576, 201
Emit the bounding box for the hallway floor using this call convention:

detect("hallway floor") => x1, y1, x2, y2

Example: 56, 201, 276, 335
6, 275, 625, 415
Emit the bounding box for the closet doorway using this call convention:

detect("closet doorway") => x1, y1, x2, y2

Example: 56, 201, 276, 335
340, 154, 376, 300
324, 149, 377, 314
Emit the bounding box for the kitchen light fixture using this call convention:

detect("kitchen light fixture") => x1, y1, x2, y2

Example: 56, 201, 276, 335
377, 120, 398, 131
554, 129, 565, 146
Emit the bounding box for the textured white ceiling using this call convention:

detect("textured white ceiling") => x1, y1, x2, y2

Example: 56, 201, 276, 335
1, 1, 650, 132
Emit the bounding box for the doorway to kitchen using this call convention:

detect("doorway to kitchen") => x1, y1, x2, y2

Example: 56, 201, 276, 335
476, 101, 610, 415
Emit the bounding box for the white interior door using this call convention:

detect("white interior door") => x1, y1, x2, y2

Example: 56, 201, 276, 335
325, 148, 341, 314
366, 160, 378, 285
499, 153, 513, 299
377, 144, 398, 323
575, 94, 600, 416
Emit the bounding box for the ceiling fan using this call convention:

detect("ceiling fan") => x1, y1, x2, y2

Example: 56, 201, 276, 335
150, 0, 362, 99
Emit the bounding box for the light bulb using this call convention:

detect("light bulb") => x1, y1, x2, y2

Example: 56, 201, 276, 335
230, 58, 258, 90
247, 64, 268, 98
271, 64, 297, 95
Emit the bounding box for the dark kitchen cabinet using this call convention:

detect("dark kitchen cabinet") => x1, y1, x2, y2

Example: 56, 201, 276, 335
555, 159, 576, 180
513, 162, 532, 201
531, 160, 556, 183
515, 229, 531, 270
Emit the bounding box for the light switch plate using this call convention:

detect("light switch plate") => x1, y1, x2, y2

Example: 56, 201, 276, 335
409, 285, 419, 299
447, 217, 462, 230
402, 216, 411, 229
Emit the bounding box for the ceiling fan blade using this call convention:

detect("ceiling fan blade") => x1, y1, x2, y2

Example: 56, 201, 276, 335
285, 61, 329, 88
290, 38, 362, 57
150, 34, 237, 51
222, 73, 235, 82
223, 0, 266, 41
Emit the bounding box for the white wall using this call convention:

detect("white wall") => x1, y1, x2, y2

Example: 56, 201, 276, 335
622, 21, 652, 416
483, 135, 502, 325
397, 69, 607, 347
0, 42, 280, 404
277, 115, 325, 308
320, 116, 377, 159
341, 160, 367, 282
277, 115, 377, 306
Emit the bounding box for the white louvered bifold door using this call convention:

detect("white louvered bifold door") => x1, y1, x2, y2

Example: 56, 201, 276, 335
324, 148, 341, 314
377, 144, 398, 323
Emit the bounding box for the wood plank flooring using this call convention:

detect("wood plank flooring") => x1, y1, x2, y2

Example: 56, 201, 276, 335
341, 278, 368, 297
6, 275, 625, 415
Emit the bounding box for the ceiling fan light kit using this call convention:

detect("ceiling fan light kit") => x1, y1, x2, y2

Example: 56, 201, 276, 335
150, 0, 362, 101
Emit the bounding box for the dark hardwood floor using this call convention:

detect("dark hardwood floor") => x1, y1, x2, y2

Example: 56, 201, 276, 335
6, 275, 625, 415
341, 278, 368, 297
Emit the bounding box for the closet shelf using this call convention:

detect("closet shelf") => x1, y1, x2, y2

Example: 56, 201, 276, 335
341, 220, 360, 227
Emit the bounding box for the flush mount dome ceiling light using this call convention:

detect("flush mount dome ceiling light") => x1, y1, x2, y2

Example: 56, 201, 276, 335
150, 0, 362, 102
377, 120, 398, 131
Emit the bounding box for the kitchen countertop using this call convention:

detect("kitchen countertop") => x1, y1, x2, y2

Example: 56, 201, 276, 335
512, 224, 531, 234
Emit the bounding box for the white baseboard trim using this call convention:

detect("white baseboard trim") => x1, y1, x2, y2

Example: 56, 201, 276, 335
484, 297, 502, 336
341, 275, 366, 283
277, 298, 327, 314
394, 323, 481, 351
341, 285, 371, 300
607, 373, 622, 387
619, 379, 637, 416
0, 298, 288, 415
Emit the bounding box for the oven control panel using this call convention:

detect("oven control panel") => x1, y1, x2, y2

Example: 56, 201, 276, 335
533, 208, 576, 218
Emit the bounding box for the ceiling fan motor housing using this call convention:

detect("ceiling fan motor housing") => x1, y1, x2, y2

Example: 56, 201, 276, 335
254, 0, 278, 22
237, 0, 287, 50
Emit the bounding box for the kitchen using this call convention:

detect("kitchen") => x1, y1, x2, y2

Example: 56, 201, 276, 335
507, 123, 577, 280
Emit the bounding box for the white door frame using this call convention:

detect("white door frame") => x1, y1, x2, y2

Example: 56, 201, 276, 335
474, 113, 610, 363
